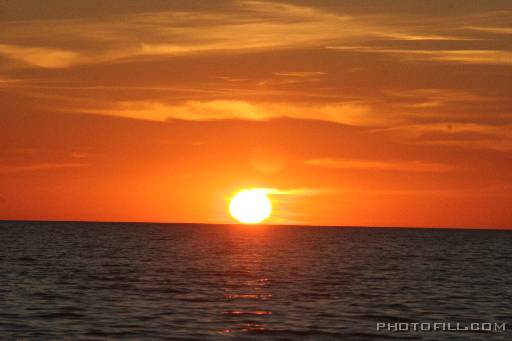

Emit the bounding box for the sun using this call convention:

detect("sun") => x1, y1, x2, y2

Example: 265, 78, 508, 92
229, 189, 272, 224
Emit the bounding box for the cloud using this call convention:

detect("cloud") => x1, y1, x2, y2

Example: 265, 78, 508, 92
271, 71, 325, 84
0, 1, 490, 68
381, 88, 494, 109
0, 1, 360, 67
62, 94, 509, 154
327, 46, 512, 65
263, 187, 333, 197
379, 123, 512, 151
273, 71, 326, 78
0, 163, 87, 174
0, 44, 81, 68
465, 26, 512, 35
256, 187, 337, 224
426, 50, 512, 65
304, 158, 456, 172
0, 76, 25, 87
77, 99, 374, 125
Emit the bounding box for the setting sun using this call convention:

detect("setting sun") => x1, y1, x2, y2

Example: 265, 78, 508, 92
229, 189, 272, 224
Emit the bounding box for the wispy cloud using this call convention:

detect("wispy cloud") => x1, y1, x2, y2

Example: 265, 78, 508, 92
304, 158, 456, 172
271, 71, 326, 84
379, 123, 512, 151
0, 76, 25, 87
273, 71, 325, 78
0, 163, 88, 174
256, 187, 336, 224
1, 0, 492, 69
0, 1, 358, 68
382, 88, 494, 109
423, 50, 512, 65
78, 99, 374, 125
327, 46, 512, 65
263, 187, 333, 197
0, 44, 80, 68
60, 92, 510, 154
465, 26, 512, 35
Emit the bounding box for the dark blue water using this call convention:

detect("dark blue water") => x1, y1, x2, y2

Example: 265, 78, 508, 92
1, 221, 511, 340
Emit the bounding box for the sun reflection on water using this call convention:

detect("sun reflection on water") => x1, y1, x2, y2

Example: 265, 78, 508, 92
219, 231, 273, 336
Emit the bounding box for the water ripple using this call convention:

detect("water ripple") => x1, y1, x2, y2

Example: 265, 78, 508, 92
0, 221, 511, 340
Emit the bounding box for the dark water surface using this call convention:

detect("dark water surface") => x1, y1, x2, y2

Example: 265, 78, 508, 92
1, 221, 511, 340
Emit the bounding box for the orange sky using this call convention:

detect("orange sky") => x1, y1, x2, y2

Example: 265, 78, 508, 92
1, 1, 511, 228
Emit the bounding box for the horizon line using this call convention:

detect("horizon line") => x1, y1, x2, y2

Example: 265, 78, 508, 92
0, 219, 510, 231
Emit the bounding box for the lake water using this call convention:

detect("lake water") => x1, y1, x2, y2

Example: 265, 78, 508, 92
1, 221, 511, 340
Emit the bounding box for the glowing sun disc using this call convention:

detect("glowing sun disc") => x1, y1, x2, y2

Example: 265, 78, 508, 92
229, 189, 272, 224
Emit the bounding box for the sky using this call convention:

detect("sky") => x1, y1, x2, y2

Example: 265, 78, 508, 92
1, 0, 511, 228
